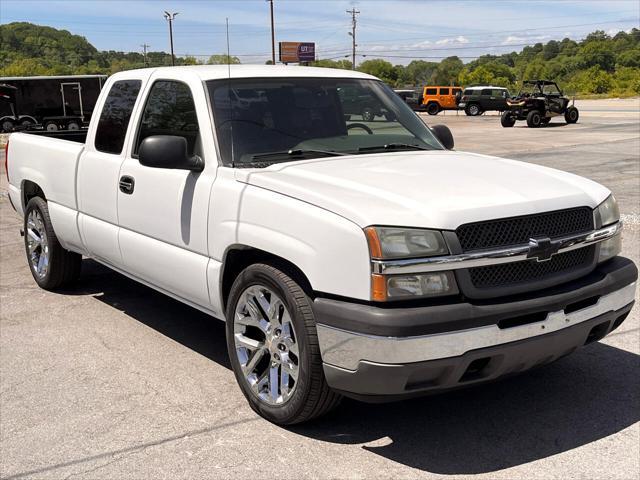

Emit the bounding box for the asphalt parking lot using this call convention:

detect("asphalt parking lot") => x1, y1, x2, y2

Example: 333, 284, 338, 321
1, 98, 639, 479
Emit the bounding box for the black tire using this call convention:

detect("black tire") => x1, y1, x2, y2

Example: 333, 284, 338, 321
226, 263, 341, 425
1, 118, 15, 133
565, 106, 579, 124
66, 121, 80, 131
526, 110, 542, 128
361, 107, 375, 122
44, 121, 59, 132
426, 102, 440, 115
20, 118, 34, 129
500, 111, 516, 127
24, 197, 82, 290
465, 103, 481, 116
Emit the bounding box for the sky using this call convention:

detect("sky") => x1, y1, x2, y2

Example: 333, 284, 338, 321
1, 0, 639, 65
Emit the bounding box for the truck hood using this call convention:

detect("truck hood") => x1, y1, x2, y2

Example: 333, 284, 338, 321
235, 150, 609, 230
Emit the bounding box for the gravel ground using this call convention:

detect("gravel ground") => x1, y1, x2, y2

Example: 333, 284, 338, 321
0, 100, 638, 479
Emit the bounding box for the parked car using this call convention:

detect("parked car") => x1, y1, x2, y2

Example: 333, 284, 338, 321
6, 66, 636, 425
419, 85, 463, 115
393, 89, 421, 110
501, 80, 578, 128
338, 84, 394, 121
458, 86, 510, 116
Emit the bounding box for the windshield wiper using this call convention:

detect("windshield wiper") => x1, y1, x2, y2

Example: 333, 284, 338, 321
251, 149, 347, 161
357, 143, 431, 153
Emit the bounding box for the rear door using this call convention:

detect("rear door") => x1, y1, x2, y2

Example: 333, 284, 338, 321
116, 75, 217, 307
77, 77, 144, 267
438, 87, 452, 108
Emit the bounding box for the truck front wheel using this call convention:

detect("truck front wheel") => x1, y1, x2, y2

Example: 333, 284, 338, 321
225, 263, 341, 425
426, 102, 440, 115
24, 197, 81, 290
526, 110, 542, 128
565, 106, 579, 124
500, 111, 516, 127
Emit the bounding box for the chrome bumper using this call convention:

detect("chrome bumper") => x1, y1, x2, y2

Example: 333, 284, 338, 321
317, 282, 636, 371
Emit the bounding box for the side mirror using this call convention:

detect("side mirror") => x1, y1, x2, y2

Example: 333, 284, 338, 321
138, 135, 203, 171
431, 124, 454, 150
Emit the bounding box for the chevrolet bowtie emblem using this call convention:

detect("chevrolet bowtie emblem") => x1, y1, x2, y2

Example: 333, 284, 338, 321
527, 237, 561, 262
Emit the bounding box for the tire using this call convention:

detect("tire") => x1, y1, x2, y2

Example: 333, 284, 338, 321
24, 197, 82, 290
500, 111, 516, 127
526, 110, 542, 128
465, 104, 481, 116
426, 102, 440, 115
20, 118, 34, 129
226, 263, 341, 425
66, 121, 80, 131
361, 107, 375, 122
44, 121, 59, 132
565, 106, 579, 124
1, 118, 15, 133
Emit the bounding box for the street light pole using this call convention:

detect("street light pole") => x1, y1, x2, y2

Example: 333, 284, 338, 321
164, 11, 179, 66
267, 0, 276, 64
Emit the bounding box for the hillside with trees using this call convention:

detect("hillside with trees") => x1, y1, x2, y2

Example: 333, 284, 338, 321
1, 22, 638, 96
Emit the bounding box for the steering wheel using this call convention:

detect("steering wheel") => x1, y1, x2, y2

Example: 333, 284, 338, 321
347, 123, 373, 134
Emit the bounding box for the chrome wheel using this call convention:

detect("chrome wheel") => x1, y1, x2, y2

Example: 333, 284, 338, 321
26, 209, 49, 279
234, 285, 299, 405
469, 104, 480, 116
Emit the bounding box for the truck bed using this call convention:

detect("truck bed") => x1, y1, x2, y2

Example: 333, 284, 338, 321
24, 129, 87, 143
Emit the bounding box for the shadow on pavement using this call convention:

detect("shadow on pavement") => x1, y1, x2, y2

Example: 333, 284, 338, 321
62, 259, 639, 475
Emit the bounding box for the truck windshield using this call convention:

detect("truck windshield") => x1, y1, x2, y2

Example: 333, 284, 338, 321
206, 77, 443, 167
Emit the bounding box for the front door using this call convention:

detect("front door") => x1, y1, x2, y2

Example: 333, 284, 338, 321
117, 78, 217, 308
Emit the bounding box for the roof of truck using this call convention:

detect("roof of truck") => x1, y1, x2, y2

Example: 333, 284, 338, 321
111, 65, 377, 81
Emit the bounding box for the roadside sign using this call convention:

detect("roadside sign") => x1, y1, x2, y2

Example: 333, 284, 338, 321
279, 42, 315, 63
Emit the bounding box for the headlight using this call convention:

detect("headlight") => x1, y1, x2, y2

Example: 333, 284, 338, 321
598, 195, 620, 227
364, 226, 448, 259
386, 272, 458, 300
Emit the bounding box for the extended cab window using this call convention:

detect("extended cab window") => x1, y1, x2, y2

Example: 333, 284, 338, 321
95, 80, 141, 154
135, 80, 199, 156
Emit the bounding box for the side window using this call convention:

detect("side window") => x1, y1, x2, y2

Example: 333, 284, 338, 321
135, 80, 199, 156
439, 87, 450, 95
95, 80, 141, 154
463, 89, 473, 95
481, 88, 492, 96
425, 88, 437, 96
492, 89, 504, 97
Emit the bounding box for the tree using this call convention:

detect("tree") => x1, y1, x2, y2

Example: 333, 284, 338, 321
311, 58, 352, 70
206, 54, 241, 65
357, 59, 399, 85
431, 56, 464, 85
398, 60, 438, 86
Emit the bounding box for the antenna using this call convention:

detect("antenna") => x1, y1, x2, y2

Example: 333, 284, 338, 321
226, 17, 235, 169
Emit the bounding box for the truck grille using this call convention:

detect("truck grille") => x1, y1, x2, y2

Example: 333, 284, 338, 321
468, 246, 595, 289
456, 207, 594, 252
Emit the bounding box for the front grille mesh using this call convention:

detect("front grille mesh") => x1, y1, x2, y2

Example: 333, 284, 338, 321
469, 246, 594, 289
456, 207, 594, 252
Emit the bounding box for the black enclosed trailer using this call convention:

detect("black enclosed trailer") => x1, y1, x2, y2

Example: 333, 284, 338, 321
0, 75, 107, 133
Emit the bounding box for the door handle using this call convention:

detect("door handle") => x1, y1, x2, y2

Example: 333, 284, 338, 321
119, 175, 135, 194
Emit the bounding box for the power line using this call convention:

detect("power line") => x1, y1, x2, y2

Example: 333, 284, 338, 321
140, 43, 150, 67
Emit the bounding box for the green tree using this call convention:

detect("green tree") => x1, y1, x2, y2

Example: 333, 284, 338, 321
431, 56, 464, 85
357, 59, 399, 85
206, 54, 241, 65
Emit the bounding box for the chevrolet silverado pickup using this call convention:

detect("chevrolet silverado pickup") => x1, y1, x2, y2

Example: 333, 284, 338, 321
6, 66, 637, 425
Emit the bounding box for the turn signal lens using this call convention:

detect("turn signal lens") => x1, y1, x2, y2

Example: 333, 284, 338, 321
598, 233, 622, 263
371, 274, 387, 301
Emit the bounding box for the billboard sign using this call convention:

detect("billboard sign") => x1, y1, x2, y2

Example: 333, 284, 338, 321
279, 42, 316, 63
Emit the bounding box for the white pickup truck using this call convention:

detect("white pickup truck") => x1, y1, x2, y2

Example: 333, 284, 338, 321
6, 66, 637, 425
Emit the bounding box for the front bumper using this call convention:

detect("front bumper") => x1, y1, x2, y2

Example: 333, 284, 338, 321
314, 257, 637, 400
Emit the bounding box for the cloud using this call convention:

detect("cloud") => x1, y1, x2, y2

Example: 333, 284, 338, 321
435, 36, 469, 45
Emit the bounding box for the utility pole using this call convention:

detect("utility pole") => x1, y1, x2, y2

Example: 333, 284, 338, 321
346, 8, 359, 70
164, 11, 179, 66
267, 0, 276, 64
141, 43, 150, 67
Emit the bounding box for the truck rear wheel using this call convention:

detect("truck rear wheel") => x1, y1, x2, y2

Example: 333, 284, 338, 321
24, 197, 81, 290
500, 111, 516, 127
225, 263, 341, 425
44, 121, 59, 132
526, 110, 542, 128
